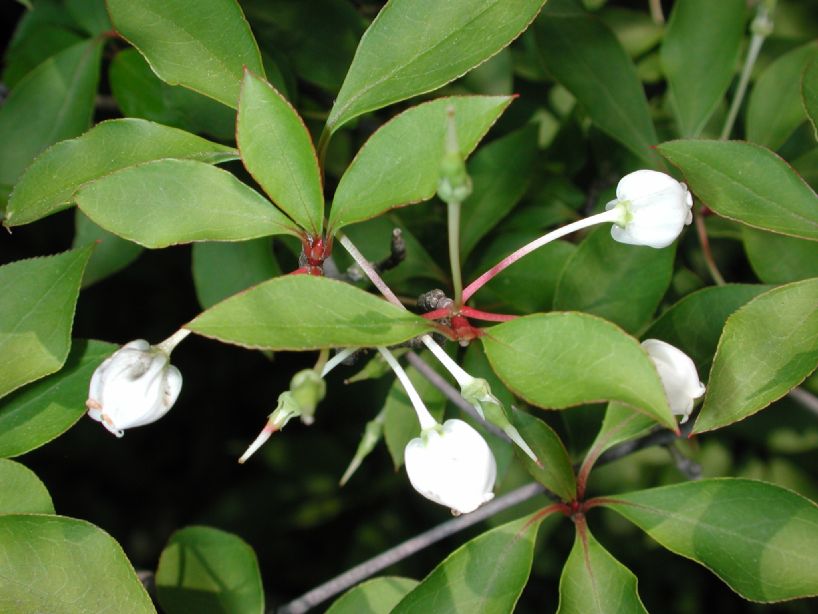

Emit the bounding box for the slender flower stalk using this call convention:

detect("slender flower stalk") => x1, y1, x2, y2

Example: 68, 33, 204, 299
420, 335, 472, 388
720, 1, 774, 140
337, 233, 403, 308
462, 209, 622, 302
448, 200, 464, 306
378, 347, 437, 429
156, 328, 191, 354
320, 347, 359, 378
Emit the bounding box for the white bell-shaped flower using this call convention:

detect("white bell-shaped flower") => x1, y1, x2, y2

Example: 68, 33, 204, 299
86, 340, 182, 437
642, 339, 706, 423
404, 419, 497, 514
606, 170, 694, 249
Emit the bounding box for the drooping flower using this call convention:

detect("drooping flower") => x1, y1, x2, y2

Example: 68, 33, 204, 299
404, 418, 497, 515
642, 339, 706, 423
86, 340, 182, 437
606, 170, 694, 249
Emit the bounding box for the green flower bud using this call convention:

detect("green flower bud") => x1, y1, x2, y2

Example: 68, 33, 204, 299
289, 369, 327, 425
340, 411, 385, 486
437, 105, 472, 204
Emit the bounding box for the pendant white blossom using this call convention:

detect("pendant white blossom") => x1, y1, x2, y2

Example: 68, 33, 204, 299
642, 338, 706, 423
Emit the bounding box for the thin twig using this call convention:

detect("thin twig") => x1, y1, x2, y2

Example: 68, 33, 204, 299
405, 351, 510, 442
648, 0, 665, 24
789, 387, 818, 418
274, 482, 547, 614
694, 209, 726, 286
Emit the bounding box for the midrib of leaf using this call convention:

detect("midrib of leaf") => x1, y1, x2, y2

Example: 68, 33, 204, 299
331, 0, 501, 126
578, 524, 605, 614
671, 148, 818, 232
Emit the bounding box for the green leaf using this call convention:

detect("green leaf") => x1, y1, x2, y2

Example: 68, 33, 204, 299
747, 42, 818, 151
532, 0, 660, 167
238, 71, 324, 235
75, 160, 299, 248
471, 234, 576, 314
6, 118, 237, 227
241, 0, 365, 92
804, 58, 818, 140
192, 239, 280, 309
0, 459, 54, 514
65, 0, 111, 36
0, 340, 116, 458
510, 409, 576, 500
694, 278, 818, 433
0, 39, 102, 198
461, 125, 539, 258
107, 0, 264, 108
658, 139, 818, 240
554, 227, 675, 334
74, 211, 143, 287
187, 275, 435, 350
0, 514, 155, 612
1, 25, 83, 89
384, 363, 446, 469
642, 284, 770, 372
604, 478, 818, 603
109, 49, 236, 142
557, 522, 647, 614
327, 577, 418, 614
743, 226, 818, 284
329, 96, 512, 232
482, 313, 675, 429
327, 0, 546, 131
586, 402, 656, 460
392, 514, 543, 614
156, 526, 264, 614
661, 0, 746, 137
0, 247, 92, 400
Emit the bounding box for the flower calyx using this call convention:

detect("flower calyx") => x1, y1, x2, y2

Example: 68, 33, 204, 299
86, 339, 183, 438
460, 377, 541, 465
289, 368, 327, 425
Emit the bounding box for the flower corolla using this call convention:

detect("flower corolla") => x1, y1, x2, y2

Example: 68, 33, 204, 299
642, 338, 706, 423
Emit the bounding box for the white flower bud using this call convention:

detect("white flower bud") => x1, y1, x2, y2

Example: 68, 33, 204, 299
404, 419, 496, 515
86, 340, 182, 437
606, 170, 694, 249
642, 339, 706, 423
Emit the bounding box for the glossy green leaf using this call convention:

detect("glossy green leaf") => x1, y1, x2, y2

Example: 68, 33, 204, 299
482, 313, 675, 429
558, 523, 647, 614
510, 409, 576, 500
107, 0, 264, 108
461, 125, 539, 258
748, 42, 818, 151
554, 227, 675, 334
471, 235, 576, 314
329, 96, 512, 231
0, 459, 54, 514
384, 362, 446, 469
192, 240, 280, 309
75, 160, 299, 248
238, 71, 324, 235
0, 247, 92, 400
586, 402, 656, 460
65, 0, 111, 35
242, 0, 365, 92
643, 284, 769, 372
695, 278, 818, 433
6, 118, 237, 227
0, 340, 116, 458
109, 49, 236, 141
659, 139, 818, 240
156, 526, 263, 614
392, 514, 543, 614
661, 0, 746, 137
533, 0, 660, 167
187, 275, 435, 350
327, 577, 418, 614
74, 211, 143, 287
604, 479, 818, 602
0, 514, 155, 613
1, 25, 83, 88
0, 39, 101, 200
743, 226, 818, 284
804, 58, 818, 140
327, 0, 545, 131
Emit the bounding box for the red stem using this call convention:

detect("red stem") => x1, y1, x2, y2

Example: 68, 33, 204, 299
420, 308, 451, 320
459, 306, 518, 322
